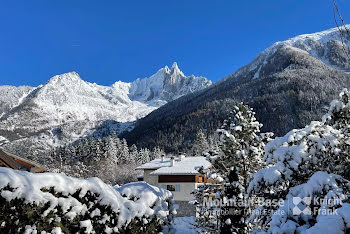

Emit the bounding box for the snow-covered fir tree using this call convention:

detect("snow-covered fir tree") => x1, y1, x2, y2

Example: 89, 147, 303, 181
140, 148, 151, 164
96, 138, 105, 158
192, 103, 271, 233
119, 138, 130, 164
129, 144, 138, 163
215, 103, 271, 233
104, 134, 119, 165
192, 129, 209, 156
151, 146, 164, 160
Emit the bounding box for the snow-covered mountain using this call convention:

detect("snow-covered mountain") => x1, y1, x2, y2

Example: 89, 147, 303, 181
129, 62, 211, 106
0, 63, 211, 161
230, 25, 350, 80
124, 26, 350, 152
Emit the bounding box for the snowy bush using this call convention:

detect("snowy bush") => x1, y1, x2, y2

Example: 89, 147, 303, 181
0, 168, 175, 233
248, 89, 350, 231
267, 172, 350, 233
248, 121, 349, 197
322, 88, 350, 130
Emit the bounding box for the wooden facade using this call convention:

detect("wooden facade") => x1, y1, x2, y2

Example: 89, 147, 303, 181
0, 149, 46, 173
195, 174, 207, 183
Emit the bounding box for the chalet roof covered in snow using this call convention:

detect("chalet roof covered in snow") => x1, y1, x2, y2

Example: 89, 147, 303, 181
136, 156, 211, 175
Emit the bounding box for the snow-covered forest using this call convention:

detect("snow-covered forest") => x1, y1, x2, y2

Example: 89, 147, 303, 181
50, 133, 166, 184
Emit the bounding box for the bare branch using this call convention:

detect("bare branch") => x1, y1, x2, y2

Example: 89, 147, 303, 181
332, 0, 349, 58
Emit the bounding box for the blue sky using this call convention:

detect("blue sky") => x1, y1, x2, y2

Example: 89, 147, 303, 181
0, 0, 349, 86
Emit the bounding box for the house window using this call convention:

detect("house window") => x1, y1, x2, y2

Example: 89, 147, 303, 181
166, 184, 180, 192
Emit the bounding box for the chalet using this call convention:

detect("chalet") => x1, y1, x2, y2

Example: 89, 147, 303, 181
136, 154, 211, 216
0, 149, 46, 173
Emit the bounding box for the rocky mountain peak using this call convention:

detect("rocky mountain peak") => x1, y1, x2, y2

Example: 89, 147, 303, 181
129, 63, 211, 104
46, 71, 82, 85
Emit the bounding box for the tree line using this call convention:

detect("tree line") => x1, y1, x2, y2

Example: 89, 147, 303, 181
50, 132, 165, 184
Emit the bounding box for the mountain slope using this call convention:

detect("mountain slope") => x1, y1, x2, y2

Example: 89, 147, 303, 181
0, 86, 34, 117
123, 27, 350, 152
0, 63, 211, 162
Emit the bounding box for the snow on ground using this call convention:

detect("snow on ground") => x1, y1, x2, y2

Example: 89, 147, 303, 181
172, 216, 197, 234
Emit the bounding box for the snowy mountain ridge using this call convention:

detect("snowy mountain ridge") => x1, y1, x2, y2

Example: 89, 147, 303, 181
1, 63, 211, 124
0, 63, 211, 159
231, 25, 350, 80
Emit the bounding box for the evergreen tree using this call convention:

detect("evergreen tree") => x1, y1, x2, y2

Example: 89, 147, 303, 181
74, 140, 84, 160
136, 149, 144, 165
214, 103, 269, 233
192, 129, 209, 156
140, 148, 150, 164
104, 135, 119, 165
129, 144, 138, 163
151, 146, 163, 160
119, 138, 129, 164
96, 138, 105, 158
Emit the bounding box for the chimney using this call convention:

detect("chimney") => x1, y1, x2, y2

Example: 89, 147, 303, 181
170, 157, 175, 167
161, 154, 165, 162
179, 153, 185, 161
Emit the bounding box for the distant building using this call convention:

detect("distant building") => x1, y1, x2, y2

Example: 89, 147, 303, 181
136, 154, 211, 216
0, 149, 46, 173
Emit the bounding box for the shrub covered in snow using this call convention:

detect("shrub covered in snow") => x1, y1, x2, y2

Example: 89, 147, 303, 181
267, 172, 350, 233
248, 89, 350, 231
322, 88, 350, 130
0, 168, 175, 233
248, 121, 350, 198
